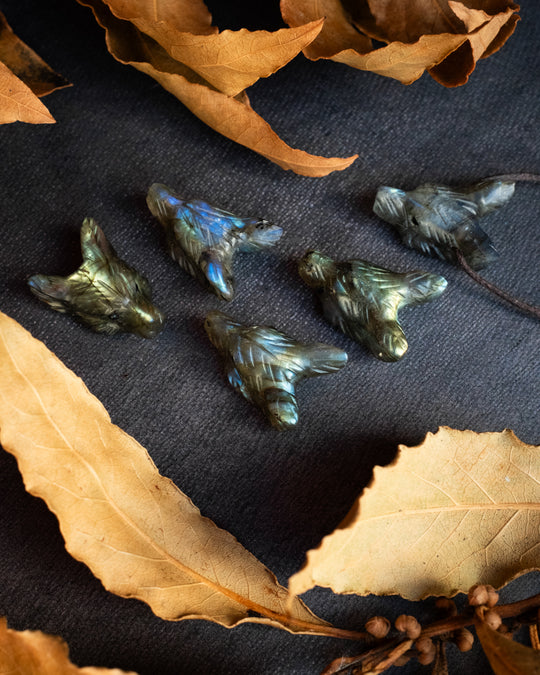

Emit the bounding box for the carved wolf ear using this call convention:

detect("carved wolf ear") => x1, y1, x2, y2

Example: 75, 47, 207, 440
27, 274, 69, 312
373, 186, 407, 225
199, 250, 235, 301
80, 218, 116, 264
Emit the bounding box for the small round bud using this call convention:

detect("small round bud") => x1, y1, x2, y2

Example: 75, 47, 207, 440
416, 637, 435, 655
454, 628, 474, 652
483, 609, 502, 631
469, 584, 490, 606
435, 598, 457, 616
417, 650, 436, 665
395, 615, 422, 639
486, 587, 499, 608
365, 616, 391, 639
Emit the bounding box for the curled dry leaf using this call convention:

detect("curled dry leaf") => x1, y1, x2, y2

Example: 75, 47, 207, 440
0, 60, 55, 124
281, 0, 520, 86
102, 0, 324, 97
0, 617, 138, 674
289, 427, 539, 601
0, 311, 338, 635
100, 0, 217, 36
78, 0, 357, 177
0, 10, 71, 124
0, 11, 70, 96
475, 615, 540, 674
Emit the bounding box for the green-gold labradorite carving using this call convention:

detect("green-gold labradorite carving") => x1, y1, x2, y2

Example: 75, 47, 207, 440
298, 251, 447, 362
28, 218, 165, 338
204, 311, 347, 430
147, 183, 283, 301
373, 180, 515, 270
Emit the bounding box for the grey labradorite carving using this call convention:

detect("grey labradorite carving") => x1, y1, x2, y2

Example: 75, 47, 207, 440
204, 310, 348, 430
373, 180, 515, 270
28, 218, 164, 338
147, 183, 283, 301
298, 251, 447, 362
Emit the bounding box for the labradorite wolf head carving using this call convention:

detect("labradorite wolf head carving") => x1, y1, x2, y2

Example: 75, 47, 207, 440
147, 183, 283, 301
28, 218, 164, 337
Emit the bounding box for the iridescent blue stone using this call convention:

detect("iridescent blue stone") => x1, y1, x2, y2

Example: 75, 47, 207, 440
147, 184, 283, 300
373, 180, 515, 270
28, 218, 164, 337
298, 251, 447, 362
204, 311, 347, 430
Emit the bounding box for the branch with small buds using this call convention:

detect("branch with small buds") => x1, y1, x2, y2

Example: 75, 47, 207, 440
322, 585, 540, 674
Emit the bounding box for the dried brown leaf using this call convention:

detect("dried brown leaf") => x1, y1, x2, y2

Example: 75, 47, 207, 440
101, 0, 217, 36
79, 0, 356, 176
363, 0, 466, 43
104, 0, 324, 96
281, 0, 519, 86
0, 618, 137, 674
476, 616, 540, 674
289, 428, 539, 601
0, 11, 70, 96
0, 311, 335, 634
429, 4, 517, 85
0, 60, 55, 123
327, 33, 467, 85
280, 0, 372, 59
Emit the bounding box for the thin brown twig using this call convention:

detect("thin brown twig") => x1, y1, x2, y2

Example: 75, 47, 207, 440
323, 593, 540, 674
421, 592, 540, 639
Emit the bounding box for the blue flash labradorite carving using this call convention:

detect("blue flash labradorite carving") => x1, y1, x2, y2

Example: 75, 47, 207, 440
147, 183, 283, 300
28, 218, 164, 337
298, 251, 447, 362
204, 311, 347, 430
373, 180, 515, 270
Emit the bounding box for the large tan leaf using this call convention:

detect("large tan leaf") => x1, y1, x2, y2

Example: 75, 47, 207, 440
280, 0, 373, 59
0, 60, 55, 123
79, 0, 357, 176
0, 311, 335, 634
101, 0, 217, 36
364, 0, 466, 43
281, 0, 519, 86
289, 428, 539, 601
0, 618, 138, 674
429, 4, 517, 85
476, 616, 540, 674
327, 32, 468, 85
363, 0, 518, 43
0, 11, 70, 97
103, 0, 324, 97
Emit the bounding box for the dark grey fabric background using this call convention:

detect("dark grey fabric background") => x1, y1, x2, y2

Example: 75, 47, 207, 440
0, 1, 538, 673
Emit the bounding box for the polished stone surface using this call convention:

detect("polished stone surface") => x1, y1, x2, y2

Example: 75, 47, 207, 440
0, 1, 538, 674
147, 183, 283, 300
205, 310, 347, 429
373, 180, 515, 270
28, 218, 164, 337
298, 250, 447, 361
